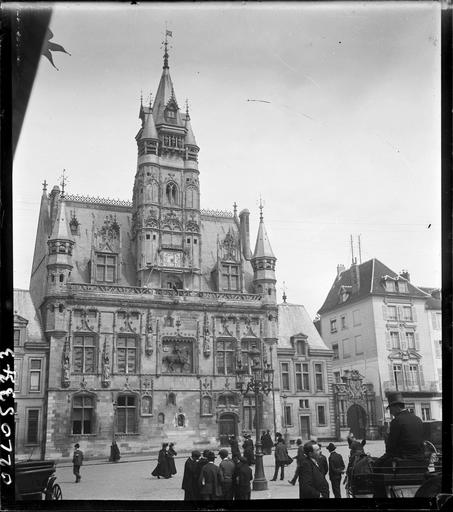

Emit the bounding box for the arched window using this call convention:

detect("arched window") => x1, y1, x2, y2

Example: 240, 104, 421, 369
166, 182, 178, 205
72, 394, 95, 434
59, 274, 64, 283
177, 413, 185, 427
158, 412, 165, 424
168, 392, 176, 406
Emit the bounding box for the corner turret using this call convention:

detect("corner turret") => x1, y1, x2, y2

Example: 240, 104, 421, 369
251, 203, 276, 304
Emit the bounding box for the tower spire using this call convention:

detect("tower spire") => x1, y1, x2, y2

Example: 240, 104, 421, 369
259, 196, 264, 222
59, 169, 68, 198
162, 27, 172, 69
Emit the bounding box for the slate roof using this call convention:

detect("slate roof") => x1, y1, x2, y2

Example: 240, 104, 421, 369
14, 289, 45, 342
317, 258, 431, 315
278, 302, 331, 351
252, 219, 275, 259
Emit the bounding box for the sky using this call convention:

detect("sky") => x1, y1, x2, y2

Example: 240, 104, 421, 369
13, 1, 441, 318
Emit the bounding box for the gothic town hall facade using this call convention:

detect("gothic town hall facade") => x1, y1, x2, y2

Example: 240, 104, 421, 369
28, 47, 284, 458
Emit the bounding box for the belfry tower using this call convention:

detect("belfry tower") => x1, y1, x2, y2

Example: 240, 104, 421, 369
132, 34, 201, 290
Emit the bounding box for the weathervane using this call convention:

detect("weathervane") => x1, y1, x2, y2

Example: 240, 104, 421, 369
59, 169, 68, 197
282, 281, 287, 303
258, 195, 265, 221
161, 23, 173, 69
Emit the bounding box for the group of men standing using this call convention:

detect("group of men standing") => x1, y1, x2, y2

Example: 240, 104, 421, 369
286, 439, 345, 498
182, 447, 253, 501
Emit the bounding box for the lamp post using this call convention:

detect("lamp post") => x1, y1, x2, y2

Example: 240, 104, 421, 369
236, 345, 274, 491
281, 393, 290, 445
109, 399, 118, 462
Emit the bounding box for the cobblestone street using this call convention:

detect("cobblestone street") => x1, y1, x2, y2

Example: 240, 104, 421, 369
55, 440, 385, 500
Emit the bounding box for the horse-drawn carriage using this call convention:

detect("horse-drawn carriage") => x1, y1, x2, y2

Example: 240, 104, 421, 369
15, 460, 62, 500
346, 421, 442, 499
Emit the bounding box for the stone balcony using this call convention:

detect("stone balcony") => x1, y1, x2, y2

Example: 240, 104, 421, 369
67, 282, 262, 305
382, 380, 441, 393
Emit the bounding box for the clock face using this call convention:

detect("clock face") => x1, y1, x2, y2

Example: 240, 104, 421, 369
162, 251, 182, 267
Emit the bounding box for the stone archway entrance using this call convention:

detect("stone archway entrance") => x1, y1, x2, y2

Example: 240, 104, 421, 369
333, 369, 378, 440
219, 413, 238, 446
347, 403, 367, 439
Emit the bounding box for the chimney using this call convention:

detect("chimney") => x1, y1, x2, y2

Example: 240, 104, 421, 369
400, 269, 410, 282
49, 185, 61, 232
239, 209, 251, 260
337, 264, 345, 278
351, 259, 360, 294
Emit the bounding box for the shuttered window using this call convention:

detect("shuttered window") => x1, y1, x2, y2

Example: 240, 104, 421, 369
26, 409, 39, 444
117, 395, 137, 433
72, 395, 93, 434
73, 335, 96, 373
117, 336, 137, 374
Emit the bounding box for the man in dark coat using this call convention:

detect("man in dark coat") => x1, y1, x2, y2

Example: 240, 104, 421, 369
288, 438, 303, 485
234, 456, 253, 500
318, 443, 329, 476
151, 443, 171, 479
261, 430, 273, 455
270, 438, 290, 481
299, 441, 329, 499
242, 434, 255, 466
218, 449, 235, 500
199, 451, 222, 501
326, 442, 345, 498
229, 435, 241, 462
72, 443, 84, 483
376, 392, 425, 469
374, 392, 425, 497
182, 450, 201, 501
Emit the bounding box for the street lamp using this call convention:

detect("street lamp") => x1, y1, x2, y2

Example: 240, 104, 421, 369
281, 393, 290, 445
109, 399, 119, 462
236, 345, 274, 491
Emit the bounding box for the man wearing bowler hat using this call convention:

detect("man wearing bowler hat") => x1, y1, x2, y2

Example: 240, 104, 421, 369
375, 391, 425, 471
326, 443, 345, 498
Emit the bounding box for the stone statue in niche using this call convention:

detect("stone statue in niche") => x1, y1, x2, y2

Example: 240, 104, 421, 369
102, 353, 111, 387
62, 355, 70, 387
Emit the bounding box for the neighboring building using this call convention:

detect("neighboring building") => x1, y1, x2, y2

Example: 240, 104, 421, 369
28, 43, 281, 459
317, 259, 442, 440
14, 289, 48, 460
422, 288, 442, 404
276, 298, 335, 443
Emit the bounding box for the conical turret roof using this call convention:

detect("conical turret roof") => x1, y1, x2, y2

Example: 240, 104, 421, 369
253, 216, 275, 259
49, 198, 71, 241
152, 55, 184, 127
183, 112, 197, 146
141, 111, 158, 140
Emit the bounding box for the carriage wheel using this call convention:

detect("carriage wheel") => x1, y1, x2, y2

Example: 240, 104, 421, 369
50, 484, 62, 500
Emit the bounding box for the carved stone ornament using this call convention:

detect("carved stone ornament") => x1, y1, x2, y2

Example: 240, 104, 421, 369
94, 214, 120, 251
62, 344, 70, 388
162, 210, 182, 231
145, 311, 153, 356
203, 312, 211, 357
186, 220, 200, 233
101, 340, 111, 388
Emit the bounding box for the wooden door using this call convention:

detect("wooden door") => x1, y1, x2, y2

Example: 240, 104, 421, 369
300, 416, 311, 440
219, 413, 237, 446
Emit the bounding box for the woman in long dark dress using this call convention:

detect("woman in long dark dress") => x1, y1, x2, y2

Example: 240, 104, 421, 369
229, 435, 241, 463
151, 443, 171, 479
242, 434, 255, 466
168, 442, 177, 476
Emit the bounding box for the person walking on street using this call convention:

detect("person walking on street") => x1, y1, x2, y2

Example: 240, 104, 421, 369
199, 451, 222, 501
275, 432, 283, 445
168, 442, 177, 477
218, 449, 235, 500
271, 438, 290, 481
261, 430, 273, 455
288, 438, 303, 485
318, 443, 329, 477
234, 456, 253, 500
299, 441, 330, 499
182, 450, 201, 501
326, 443, 345, 499
229, 435, 241, 462
151, 443, 171, 479
242, 434, 255, 466
72, 443, 84, 483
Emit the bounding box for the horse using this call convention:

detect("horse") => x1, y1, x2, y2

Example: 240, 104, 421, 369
162, 348, 189, 372
344, 437, 377, 497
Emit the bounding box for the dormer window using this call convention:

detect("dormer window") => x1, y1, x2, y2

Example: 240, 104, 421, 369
339, 285, 351, 303
165, 109, 176, 122
295, 339, 307, 356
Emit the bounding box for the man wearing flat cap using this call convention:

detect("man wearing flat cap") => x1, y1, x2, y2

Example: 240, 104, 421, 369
326, 443, 345, 498
375, 391, 425, 471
